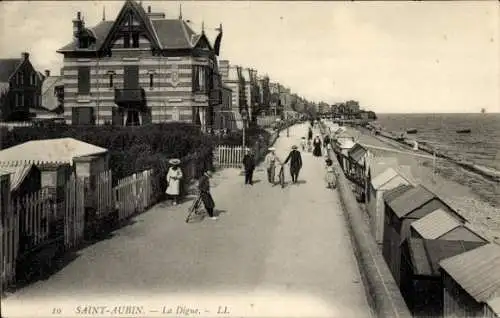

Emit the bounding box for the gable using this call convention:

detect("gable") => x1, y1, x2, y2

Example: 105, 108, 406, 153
439, 226, 487, 242
193, 34, 213, 51
100, 0, 160, 52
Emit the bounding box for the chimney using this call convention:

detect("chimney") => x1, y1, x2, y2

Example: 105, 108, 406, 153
73, 11, 83, 38
44, 70, 50, 77
21, 52, 29, 60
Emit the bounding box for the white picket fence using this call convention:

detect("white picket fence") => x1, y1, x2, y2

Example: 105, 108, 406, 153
257, 116, 279, 127
113, 169, 154, 222
64, 175, 85, 249
2, 212, 18, 288
214, 145, 250, 168
0, 122, 33, 129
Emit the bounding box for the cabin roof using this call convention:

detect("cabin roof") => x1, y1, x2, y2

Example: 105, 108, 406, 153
387, 185, 436, 218
407, 238, 486, 277
348, 143, 368, 162
411, 208, 463, 240
383, 183, 414, 204
440, 243, 500, 303
0, 138, 108, 165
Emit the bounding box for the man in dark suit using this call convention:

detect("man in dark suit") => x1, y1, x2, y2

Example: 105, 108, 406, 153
284, 145, 303, 183
199, 170, 217, 220
242, 149, 256, 185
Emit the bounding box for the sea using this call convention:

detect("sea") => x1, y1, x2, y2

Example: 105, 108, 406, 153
375, 113, 500, 172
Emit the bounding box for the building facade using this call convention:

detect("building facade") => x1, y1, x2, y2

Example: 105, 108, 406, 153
0, 52, 43, 121
57, 0, 223, 130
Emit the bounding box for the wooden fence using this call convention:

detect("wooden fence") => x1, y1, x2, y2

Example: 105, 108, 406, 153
113, 169, 154, 222
214, 145, 250, 168
1, 168, 156, 289
257, 116, 279, 128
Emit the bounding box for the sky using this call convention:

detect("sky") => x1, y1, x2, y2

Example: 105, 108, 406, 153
0, 1, 499, 113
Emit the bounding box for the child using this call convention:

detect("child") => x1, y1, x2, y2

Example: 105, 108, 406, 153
300, 137, 307, 151
325, 158, 337, 189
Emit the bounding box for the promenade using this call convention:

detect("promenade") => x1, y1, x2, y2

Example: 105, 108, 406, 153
2, 124, 372, 318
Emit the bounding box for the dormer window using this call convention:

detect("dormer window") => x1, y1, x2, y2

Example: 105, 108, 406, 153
122, 14, 140, 48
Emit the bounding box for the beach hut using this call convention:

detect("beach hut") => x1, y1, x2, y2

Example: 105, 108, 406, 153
333, 133, 356, 172
410, 208, 488, 243
440, 243, 500, 317
367, 167, 413, 245
382, 184, 466, 286
400, 238, 486, 317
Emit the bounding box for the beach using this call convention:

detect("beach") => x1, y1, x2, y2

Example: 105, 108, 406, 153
345, 126, 500, 243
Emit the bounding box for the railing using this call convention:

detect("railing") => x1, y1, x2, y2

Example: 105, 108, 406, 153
114, 88, 146, 108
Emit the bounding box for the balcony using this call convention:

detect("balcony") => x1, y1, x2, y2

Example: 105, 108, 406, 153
114, 88, 146, 110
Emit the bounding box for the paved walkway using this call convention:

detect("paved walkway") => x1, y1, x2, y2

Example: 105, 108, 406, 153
2, 124, 372, 318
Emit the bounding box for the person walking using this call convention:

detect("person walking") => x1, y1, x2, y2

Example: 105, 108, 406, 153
198, 170, 217, 220
325, 158, 337, 189
165, 159, 183, 205
264, 147, 281, 185
307, 127, 313, 141
242, 149, 256, 185
312, 135, 323, 157
283, 145, 303, 183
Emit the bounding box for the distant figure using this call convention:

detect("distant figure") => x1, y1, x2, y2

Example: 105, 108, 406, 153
325, 158, 337, 189
165, 159, 183, 205
300, 137, 307, 151
242, 149, 256, 185
323, 134, 331, 150
199, 170, 217, 220
264, 147, 281, 185
308, 127, 313, 141
284, 145, 303, 183
312, 135, 322, 157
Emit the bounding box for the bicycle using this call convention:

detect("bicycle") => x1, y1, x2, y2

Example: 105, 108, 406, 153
278, 165, 285, 188
185, 193, 205, 223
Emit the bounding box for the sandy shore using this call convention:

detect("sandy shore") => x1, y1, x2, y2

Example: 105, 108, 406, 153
344, 126, 500, 243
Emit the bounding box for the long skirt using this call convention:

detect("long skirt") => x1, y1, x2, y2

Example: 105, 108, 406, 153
200, 191, 215, 210
313, 145, 322, 157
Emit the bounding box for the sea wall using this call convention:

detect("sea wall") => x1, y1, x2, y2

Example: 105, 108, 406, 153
367, 125, 500, 182
319, 125, 412, 318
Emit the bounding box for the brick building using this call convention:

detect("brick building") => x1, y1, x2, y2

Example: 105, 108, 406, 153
57, 0, 223, 130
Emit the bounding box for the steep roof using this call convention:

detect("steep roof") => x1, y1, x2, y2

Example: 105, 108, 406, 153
0, 58, 21, 82
440, 243, 500, 303
58, 1, 211, 53
0, 138, 108, 165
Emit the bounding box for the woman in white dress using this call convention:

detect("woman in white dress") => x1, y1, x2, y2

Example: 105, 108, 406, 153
166, 159, 183, 205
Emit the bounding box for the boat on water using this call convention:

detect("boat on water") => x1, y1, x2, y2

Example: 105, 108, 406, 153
406, 128, 418, 134
456, 129, 471, 134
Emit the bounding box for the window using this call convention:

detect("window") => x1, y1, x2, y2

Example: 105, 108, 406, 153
132, 33, 139, 48
123, 34, 130, 48
149, 73, 154, 88
108, 72, 114, 88
77, 66, 90, 94
17, 73, 24, 85
31, 73, 37, 86
72, 107, 95, 125
192, 65, 208, 93
16, 93, 24, 107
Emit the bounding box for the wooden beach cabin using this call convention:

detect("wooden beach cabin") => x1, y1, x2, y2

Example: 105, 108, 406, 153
440, 243, 500, 317
0, 138, 112, 240
382, 184, 466, 286
333, 133, 356, 173
367, 167, 412, 245
400, 238, 486, 317
410, 208, 488, 243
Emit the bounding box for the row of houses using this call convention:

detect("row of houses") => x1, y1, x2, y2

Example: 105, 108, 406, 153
324, 121, 500, 318
0, 0, 304, 131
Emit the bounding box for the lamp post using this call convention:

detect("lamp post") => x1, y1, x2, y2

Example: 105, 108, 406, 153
241, 109, 248, 151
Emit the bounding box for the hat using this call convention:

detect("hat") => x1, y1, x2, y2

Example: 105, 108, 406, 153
169, 158, 181, 165
292, 145, 298, 150
268, 147, 276, 151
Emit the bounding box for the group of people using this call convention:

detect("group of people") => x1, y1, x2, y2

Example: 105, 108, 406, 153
242, 145, 303, 186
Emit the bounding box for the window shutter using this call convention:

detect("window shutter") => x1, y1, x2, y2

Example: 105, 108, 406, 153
78, 66, 90, 94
